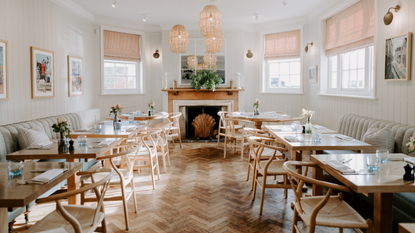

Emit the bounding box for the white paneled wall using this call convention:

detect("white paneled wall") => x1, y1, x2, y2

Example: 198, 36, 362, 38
0, 0, 98, 125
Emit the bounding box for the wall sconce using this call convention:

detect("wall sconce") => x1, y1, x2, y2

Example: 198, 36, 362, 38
153, 50, 160, 59
305, 42, 313, 53
246, 50, 253, 58
384, 5, 400, 26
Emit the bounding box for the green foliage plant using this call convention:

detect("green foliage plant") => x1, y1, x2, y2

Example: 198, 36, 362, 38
190, 66, 222, 91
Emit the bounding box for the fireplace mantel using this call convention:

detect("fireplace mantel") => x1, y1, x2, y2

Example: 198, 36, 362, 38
163, 87, 244, 113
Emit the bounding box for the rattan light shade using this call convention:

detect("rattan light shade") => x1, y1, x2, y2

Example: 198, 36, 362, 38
199, 5, 223, 37
204, 31, 224, 53
203, 53, 217, 66
169, 25, 189, 54
187, 55, 198, 69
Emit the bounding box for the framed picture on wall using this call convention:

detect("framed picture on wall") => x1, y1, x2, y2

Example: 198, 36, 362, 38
67, 55, 83, 97
0, 39, 8, 101
385, 32, 412, 81
309, 65, 318, 83
30, 47, 54, 99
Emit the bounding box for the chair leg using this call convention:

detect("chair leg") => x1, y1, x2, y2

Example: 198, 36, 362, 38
131, 178, 138, 213
339, 228, 343, 233
259, 175, 267, 215
292, 208, 299, 233
251, 162, 257, 191
284, 175, 288, 199
120, 181, 130, 230
240, 138, 244, 162
233, 140, 236, 153
217, 132, 221, 146
162, 151, 167, 173
252, 169, 258, 201
177, 129, 182, 148
150, 160, 156, 190
246, 160, 251, 181
224, 136, 227, 158
166, 145, 171, 167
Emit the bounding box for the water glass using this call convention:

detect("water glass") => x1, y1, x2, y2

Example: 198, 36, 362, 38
312, 129, 322, 142
136, 110, 141, 117
366, 154, 380, 171
290, 123, 298, 132
114, 121, 122, 130
128, 117, 134, 124
77, 135, 87, 147
94, 124, 102, 133
8, 160, 24, 177
377, 149, 390, 164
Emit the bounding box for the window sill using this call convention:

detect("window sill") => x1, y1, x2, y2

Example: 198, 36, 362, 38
317, 93, 377, 100
259, 92, 304, 95
100, 93, 147, 96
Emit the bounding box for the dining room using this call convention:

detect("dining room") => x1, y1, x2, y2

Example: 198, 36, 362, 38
1, 0, 415, 232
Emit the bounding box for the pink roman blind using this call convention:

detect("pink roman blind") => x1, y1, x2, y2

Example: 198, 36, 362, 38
324, 0, 374, 56
104, 30, 141, 62
264, 30, 301, 60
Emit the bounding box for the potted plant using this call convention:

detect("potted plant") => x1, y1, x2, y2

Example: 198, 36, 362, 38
190, 66, 223, 91
52, 117, 71, 153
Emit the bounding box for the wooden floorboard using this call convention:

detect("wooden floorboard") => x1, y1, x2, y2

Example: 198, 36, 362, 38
12, 143, 357, 233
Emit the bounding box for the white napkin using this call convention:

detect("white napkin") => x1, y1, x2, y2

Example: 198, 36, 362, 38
326, 160, 355, 174
127, 127, 137, 132
313, 125, 326, 129
76, 127, 92, 132
284, 136, 300, 142
404, 157, 415, 164
121, 114, 132, 117
98, 120, 111, 125
28, 141, 53, 149
32, 169, 64, 183
159, 112, 168, 115
90, 140, 113, 148
335, 135, 353, 141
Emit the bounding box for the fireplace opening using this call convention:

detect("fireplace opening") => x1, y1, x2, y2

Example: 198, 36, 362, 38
186, 106, 222, 140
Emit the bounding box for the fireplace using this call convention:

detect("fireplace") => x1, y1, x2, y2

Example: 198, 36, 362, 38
186, 106, 221, 139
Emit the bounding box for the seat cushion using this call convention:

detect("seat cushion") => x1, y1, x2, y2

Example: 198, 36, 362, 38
26, 205, 104, 233
362, 125, 394, 153
16, 126, 50, 149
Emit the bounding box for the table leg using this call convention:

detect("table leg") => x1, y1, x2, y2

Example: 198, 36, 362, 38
373, 193, 393, 233
0, 207, 7, 233
312, 165, 323, 196
104, 149, 112, 169
254, 121, 262, 130
66, 158, 80, 205
292, 149, 302, 173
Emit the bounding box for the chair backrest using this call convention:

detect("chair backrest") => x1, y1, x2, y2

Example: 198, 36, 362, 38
152, 122, 173, 145
36, 169, 114, 232
224, 118, 238, 137
168, 112, 182, 128
135, 129, 162, 157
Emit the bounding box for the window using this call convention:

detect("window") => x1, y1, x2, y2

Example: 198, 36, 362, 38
262, 30, 302, 93
101, 29, 143, 95
266, 59, 301, 89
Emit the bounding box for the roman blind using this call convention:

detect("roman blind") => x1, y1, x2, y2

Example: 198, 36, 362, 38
103, 30, 141, 62
324, 0, 375, 56
264, 30, 301, 60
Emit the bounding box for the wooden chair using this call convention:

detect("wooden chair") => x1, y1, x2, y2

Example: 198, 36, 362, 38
223, 118, 249, 159
26, 168, 114, 233
283, 161, 373, 233
217, 111, 246, 146
248, 136, 291, 215
167, 112, 182, 148
244, 128, 285, 189
80, 146, 141, 230
152, 122, 173, 173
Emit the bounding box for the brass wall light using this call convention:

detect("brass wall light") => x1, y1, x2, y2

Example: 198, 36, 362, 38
384, 5, 400, 26
153, 50, 160, 59
246, 50, 253, 58
305, 42, 313, 53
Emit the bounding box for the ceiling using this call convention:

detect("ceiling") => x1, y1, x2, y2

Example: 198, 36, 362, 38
72, 0, 331, 26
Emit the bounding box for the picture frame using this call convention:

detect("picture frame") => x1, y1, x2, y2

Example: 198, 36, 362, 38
309, 65, 317, 83
0, 39, 8, 101
30, 47, 54, 99
384, 32, 412, 81
67, 55, 83, 97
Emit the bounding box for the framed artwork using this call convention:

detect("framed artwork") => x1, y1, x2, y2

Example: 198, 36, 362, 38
0, 39, 8, 101
385, 32, 412, 81
30, 47, 54, 99
309, 65, 317, 83
67, 55, 83, 96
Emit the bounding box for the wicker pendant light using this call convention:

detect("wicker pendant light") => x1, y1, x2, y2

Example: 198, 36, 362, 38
187, 55, 198, 69
205, 31, 224, 53
169, 25, 189, 54
199, 5, 223, 37
203, 52, 217, 66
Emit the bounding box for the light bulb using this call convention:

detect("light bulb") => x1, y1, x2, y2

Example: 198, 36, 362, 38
112, 0, 116, 7
179, 35, 181, 39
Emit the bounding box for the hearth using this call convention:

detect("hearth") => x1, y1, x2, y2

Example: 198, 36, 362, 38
186, 106, 221, 139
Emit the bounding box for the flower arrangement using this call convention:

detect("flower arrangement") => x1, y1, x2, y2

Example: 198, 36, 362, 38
109, 104, 123, 116
301, 109, 315, 120
253, 99, 260, 116
407, 136, 415, 153
52, 117, 71, 137
190, 66, 223, 91
148, 100, 155, 116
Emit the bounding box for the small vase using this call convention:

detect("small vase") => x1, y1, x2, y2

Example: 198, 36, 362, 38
305, 117, 312, 135
149, 107, 155, 116
58, 132, 68, 153
254, 106, 260, 116
113, 113, 119, 129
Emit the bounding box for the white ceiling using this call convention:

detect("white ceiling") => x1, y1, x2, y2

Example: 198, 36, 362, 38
71, 0, 331, 27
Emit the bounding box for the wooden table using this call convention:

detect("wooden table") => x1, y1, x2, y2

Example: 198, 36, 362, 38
106, 113, 168, 121
70, 122, 145, 139
265, 124, 338, 135
226, 112, 301, 129
0, 162, 82, 233
311, 153, 415, 233
400, 223, 415, 233
6, 138, 122, 205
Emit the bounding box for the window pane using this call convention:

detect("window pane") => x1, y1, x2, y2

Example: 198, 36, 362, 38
358, 69, 365, 88
104, 63, 114, 75
358, 49, 365, 69
342, 70, 349, 88
350, 70, 357, 88
270, 77, 279, 87
280, 63, 290, 75
330, 56, 337, 72
350, 50, 357, 70
342, 53, 350, 70
290, 75, 300, 88
115, 77, 126, 88
127, 76, 135, 88
331, 72, 337, 88
269, 63, 279, 75
115, 64, 126, 75
126, 64, 136, 76
290, 62, 300, 74
280, 75, 289, 87
104, 76, 114, 89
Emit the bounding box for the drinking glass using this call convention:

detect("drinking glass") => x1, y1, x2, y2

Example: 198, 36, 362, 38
366, 154, 380, 171
8, 160, 24, 177
136, 110, 141, 117
94, 124, 102, 133
312, 129, 322, 142
77, 135, 87, 147
377, 149, 390, 164
290, 123, 298, 132
128, 117, 134, 124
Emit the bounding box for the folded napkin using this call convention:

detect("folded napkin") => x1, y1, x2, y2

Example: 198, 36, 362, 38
127, 127, 137, 132
159, 112, 168, 115
404, 157, 415, 164
284, 136, 300, 142
313, 125, 326, 129
326, 160, 355, 174
28, 141, 53, 149
32, 169, 64, 184
98, 120, 111, 125
121, 114, 132, 117
76, 127, 92, 132
90, 140, 114, 148
335, 135, 353, 141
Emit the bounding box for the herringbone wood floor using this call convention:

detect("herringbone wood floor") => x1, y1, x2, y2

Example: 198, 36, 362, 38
13, 143, 357, 233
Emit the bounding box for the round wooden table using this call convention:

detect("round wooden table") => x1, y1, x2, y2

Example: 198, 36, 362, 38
226, 112, 301, 129
106, 113, 169, 121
